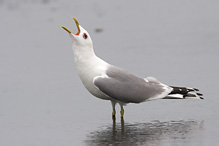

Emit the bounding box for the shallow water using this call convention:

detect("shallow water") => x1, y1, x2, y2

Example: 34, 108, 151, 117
85, 120, 204, 146
0, 0, 219, 145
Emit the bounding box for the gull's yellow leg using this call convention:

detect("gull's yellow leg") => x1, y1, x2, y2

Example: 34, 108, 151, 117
111, 101, 116, 119
120, 106, 124, 119
112, 107, 116, 119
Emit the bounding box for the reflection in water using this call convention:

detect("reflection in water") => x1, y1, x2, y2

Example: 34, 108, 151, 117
85, 119, 203, 146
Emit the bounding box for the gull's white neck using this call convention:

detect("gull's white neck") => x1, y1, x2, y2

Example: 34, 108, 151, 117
72, 44, 96, 64
72, 44, 109, 78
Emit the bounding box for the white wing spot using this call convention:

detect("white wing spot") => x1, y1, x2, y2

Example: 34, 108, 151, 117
144, 79, 149, 83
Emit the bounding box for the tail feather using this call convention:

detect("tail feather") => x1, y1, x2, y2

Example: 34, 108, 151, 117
164, 86, 203, 100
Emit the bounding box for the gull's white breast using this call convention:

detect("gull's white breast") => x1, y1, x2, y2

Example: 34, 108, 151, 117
74, 54, 111, 100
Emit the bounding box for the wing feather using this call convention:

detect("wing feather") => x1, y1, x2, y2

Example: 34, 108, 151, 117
93, 66, 171, 103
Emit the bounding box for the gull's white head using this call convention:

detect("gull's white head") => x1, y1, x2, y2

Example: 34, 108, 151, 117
61, 17, 93, 50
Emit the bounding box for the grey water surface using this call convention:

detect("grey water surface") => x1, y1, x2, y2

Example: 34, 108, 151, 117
0, 0, 219, 145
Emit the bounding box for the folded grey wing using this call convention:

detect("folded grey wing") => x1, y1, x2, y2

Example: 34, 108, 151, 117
93, 66, 171, 103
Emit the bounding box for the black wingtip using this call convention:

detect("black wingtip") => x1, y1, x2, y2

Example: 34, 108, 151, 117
200, 97, 204, 100
197, 93, 203, 96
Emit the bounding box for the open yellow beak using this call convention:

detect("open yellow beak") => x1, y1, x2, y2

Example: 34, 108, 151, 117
61, 17, 80, 36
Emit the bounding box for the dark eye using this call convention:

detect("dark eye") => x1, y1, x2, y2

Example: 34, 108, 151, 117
83, 33, 88, 39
